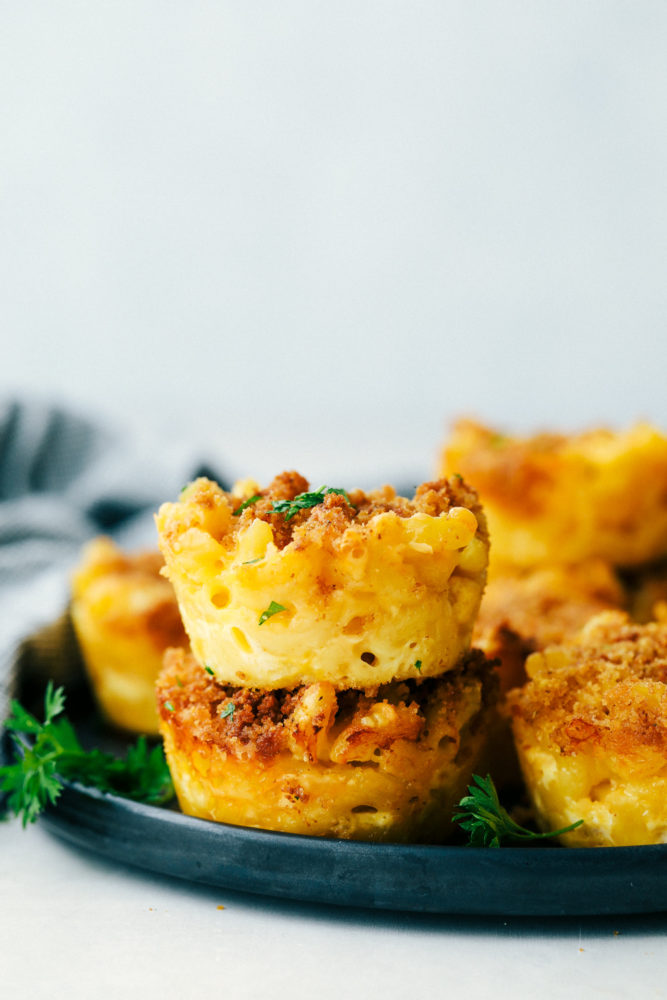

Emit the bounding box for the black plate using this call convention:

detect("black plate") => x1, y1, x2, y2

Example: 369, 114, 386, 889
41, 781, 667, 916
11, 613, 667, 917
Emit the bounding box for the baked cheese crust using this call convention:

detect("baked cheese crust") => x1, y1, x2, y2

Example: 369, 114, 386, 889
509, 611, 667, 846
156, 472, 488, 690
474, 559, 624, 691
441, 419, 667, 570
70, 537, 187, 733
157, 646, 498, 842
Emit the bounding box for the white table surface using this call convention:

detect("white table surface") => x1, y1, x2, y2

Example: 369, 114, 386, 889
2, 816, 666, 1000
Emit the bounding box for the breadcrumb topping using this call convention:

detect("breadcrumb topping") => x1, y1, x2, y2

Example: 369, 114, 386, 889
474, 561, 625, 690
228, 471, 486, 550
157, 646, 495, 764
509, 612, 667, 757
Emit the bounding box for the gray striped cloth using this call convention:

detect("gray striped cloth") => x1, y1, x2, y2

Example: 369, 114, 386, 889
0, 398, 225, 758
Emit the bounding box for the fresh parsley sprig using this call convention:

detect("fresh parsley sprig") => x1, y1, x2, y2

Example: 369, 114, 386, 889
0, 682, 174, 826
453, 774, 583, 848
271, 486, 352, 521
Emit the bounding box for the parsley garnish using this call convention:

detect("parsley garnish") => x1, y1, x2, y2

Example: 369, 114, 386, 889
453, 774, 583, 847
414, 660, 422, 673
220, 703, 235, 721
204, 665, 215, 676
258, 601, 286, 625
242, 557, 263, 565
233, 494, 262, 516
271, 486, 352, 521
164, 701, 175, 712
0, 682, 174, 826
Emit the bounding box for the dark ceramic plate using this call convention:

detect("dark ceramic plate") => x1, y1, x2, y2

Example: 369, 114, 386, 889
41, 781, 667, 916
10, 613, 667, 917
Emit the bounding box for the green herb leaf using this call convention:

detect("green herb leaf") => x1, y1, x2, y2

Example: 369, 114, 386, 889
204, 665, 215, 676
258, 601, 286, 625
164, 701, 175, 712
414, 660, 422, 673
453, 774, 583, 848
271, 486, 352, 521
233, 494, 262, 516
220, 703, 235, 721
0, 684, 174, 826
242, 557, 263, 565
44, 682, 66, 723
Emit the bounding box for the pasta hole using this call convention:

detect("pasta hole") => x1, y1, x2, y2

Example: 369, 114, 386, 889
343, 616, 365, 636
210, 588, 230, 609
360, 651, 376, 665
590, 779, 612, 802
231, 627, 251, 654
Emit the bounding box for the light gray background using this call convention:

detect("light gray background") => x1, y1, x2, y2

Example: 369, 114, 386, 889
3, 1, 666, 487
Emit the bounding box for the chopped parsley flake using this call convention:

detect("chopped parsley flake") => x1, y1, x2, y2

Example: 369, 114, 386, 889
164, 701, 175, 712
220, 703, 235, 721
271, 486, 352, 521
233, 494, 262, 516
414, 660, 422, 673
258, 601, 286, 625
204, 665, 215, 676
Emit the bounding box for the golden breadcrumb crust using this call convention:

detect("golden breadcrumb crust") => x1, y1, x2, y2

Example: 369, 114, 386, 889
156, 473, 488, 690
440, 419, 667, 570
157, 647, 499, 842
509, 611, 667, 846
71, 537, 187, 733
474, 560, 625, 691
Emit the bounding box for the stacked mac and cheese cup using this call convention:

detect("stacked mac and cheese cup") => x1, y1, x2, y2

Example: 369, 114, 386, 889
155, 471, 497, 842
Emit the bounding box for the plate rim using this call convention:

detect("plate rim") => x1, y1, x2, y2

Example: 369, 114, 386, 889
40, 778, 667, 917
